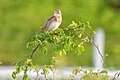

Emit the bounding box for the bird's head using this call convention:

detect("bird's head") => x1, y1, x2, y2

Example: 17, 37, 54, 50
54, 9, 61, 16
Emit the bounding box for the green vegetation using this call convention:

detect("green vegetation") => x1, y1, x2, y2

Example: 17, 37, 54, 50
12, 21, 108, 80
0, 0, 120, 69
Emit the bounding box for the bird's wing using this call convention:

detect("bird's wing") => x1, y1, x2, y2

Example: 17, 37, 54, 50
41, 16, 55, 31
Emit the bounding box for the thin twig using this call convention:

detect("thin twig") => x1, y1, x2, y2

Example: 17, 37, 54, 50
92, 40, 104, 60
29, 43, 40, 59
23, 43, 40, 79
111, 72, 120, 80
84, 30, 104, 62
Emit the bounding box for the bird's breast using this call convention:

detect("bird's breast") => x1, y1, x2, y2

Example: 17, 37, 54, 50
47, 15, 62, 31
54, 16, 62, 23
48, 21, 61, 31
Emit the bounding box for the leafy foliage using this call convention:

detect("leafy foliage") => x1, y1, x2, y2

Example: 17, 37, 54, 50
68, 67, 108, 80
27, 21, 94, 56
82, 69, 108, 80
12, 21, 111, 80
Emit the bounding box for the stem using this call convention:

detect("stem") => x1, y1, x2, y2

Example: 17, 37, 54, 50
23, 43, 40, 79
23, 67, 28, 80
29, 43, 40, 59
84, 31, 104, 62
92, 41, 104, 60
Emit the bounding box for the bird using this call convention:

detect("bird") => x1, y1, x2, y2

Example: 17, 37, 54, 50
36, 9, 62, 33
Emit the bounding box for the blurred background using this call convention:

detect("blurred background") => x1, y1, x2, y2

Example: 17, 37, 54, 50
0, 0, 120, 69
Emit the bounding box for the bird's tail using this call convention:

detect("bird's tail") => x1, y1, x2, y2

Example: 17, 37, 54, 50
35, 29, 41, 34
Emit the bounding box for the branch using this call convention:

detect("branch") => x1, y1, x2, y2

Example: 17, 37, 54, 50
23, 43, 40, 79
29, 43, 40, 59
92, 41, 104, 60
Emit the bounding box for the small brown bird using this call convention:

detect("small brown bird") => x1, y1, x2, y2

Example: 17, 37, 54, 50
37, 9, 62, 33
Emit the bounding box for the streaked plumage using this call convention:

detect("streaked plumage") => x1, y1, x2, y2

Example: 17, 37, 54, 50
37, 9, 62, 33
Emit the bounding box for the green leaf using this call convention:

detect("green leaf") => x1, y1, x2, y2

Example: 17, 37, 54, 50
81, 23, 85, 28
26, 42, 36, 49
63, 49, 67, 55
34, 65, 39, 72
73, 68, 80, 75
16, 66, 22, 73
87, 21, 91, 29
69, 21, 78, 27
41, 65, 49, 75
23, 74, 28, 80
75, 48, 81, 55
26, 42, 31, 49
26, 59, 32, 64
78, 34, 82, 38
80, 46, 85, 52
78, 45, 85, 53
100, 70, 108, 75
42, 47, 48, 55
105, 54, 108, 57
12, 71, 17, 79
17, 60, 24, 66
93, 31, 96, 35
